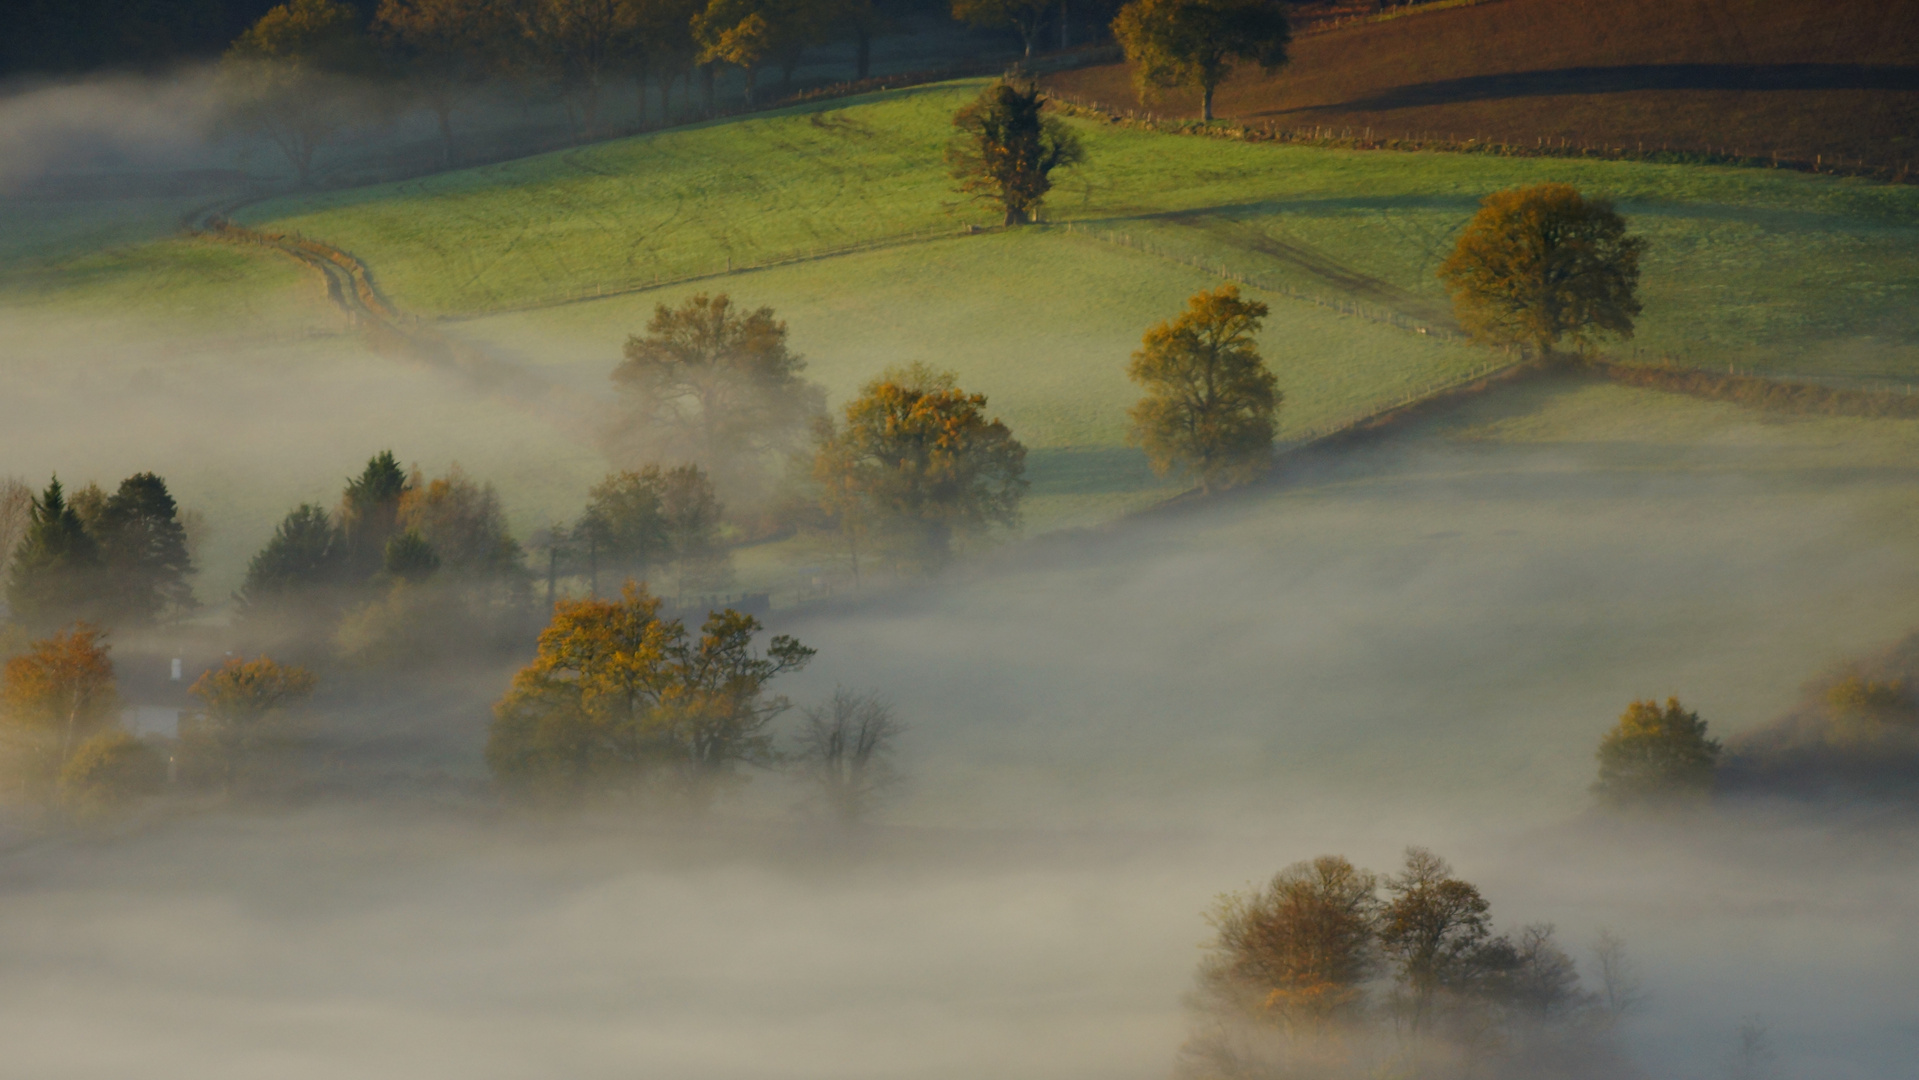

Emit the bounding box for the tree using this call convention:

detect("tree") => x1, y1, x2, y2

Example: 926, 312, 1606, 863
1198, 855, 1379, 1031
93, 472, 196, 626
611, 293, 826, 498
1376, 847, 1493, 1032
950, 0, 1053, 58
59, 729, 165, 819
578, 468, 673, 581
1438, 183, 1645, 361
0, 624, 118, 803
373, 0, 509, 164
486, 582, 812, 803
1127, 284, 1280, 492
1111, 0, 1289, 122
222, 0, 380, 186
235, 503, 346, 618
396, 464, 524, 579
1593, 696, 1720, 806
0, 476, 32, 588
946, 79, 1083, 226
514, 0, 644, 136
794, 687, 901, 823
694, 0, 771, 104
340, 450, 412, 582
183, 655, 318, 791
382, 529, 442, 581
812, 364, 1027, 569
633, 0, 704, 122
5, 479, 102, 630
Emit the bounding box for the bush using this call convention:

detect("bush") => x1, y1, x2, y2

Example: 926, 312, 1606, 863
58, 729, 165, 818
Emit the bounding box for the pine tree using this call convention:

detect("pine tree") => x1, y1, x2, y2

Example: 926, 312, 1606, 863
5, 478, 102, 629
95, 473, 195, 626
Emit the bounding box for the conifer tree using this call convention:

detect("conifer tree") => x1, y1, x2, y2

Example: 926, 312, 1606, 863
5, 479, 101, 629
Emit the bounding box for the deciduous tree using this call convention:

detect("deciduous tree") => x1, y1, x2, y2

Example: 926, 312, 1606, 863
1199, 855, 1379, 1031
1438, 183, 1644, 360
612, 293, 826, 498
373, 0, 509, 163
0, 476, 32, 586
222, 0, 380, 185
950, 0, 1052, 57
0, 624, 117, 802
1377, 847, 1493, 1032
812, 364, 1026, 569
513, 0, 643, 135
1127, 284, 1280, 492
794, 687, 901, 823
397, 464, 525, 579
1111, 0, 1289, 122
1593, 696, 1719, 806
59, 729, 165, 818
184, 655, 318, 791
946, 79, 1083, 226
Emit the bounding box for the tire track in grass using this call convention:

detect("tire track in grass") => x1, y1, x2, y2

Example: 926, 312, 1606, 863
184, 198, 606, 441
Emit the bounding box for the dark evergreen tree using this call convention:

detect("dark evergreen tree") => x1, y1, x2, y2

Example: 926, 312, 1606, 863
5, 479, 102, 629
235, 503, 345, 615
382, 529, 441, 582
340, 451, 410, 582
95, 473, 196, 625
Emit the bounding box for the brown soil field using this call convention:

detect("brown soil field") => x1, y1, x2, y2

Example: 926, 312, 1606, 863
1044, 0, 1919, 169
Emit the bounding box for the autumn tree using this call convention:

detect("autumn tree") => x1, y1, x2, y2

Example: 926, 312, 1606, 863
950, 0, 1053, 57
1112, 0, 1290, 122
0, 624, 118, 803
1128, 285, 1280, 492
373, 0, 509, 164
0, 476, 31, 587
396, 464, 525, 580
222, 0, 380, 186
794, 687, 901, 823
1438, 183, 1645, 361
634, 0, 704, 121
93, 473, 196, 626
946, 79, 1083, 226
486, 582, 813, 804
513, 0, 644, 135
182, 655, 319, 792
612, 293, 827, 499
813, 364, 1027, 570
1376, 847, 1494, 1032
5, 479, 102, 630
1198, 855, 1379, 1031
59, 729, 165, 819
1593, 696, 1720, 806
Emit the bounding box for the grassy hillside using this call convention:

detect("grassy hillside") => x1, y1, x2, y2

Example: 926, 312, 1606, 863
1047, 0, 1919, 170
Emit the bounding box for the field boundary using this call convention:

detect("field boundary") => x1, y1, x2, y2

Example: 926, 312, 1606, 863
1045, 94, 1914, 186
1593, 358, 1919, 418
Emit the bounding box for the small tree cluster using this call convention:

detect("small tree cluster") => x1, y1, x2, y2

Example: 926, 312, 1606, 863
5, 474, 196, 631
179, 655, 320, 793
1112, 0, 1290, 122
486, 582, 813, 805
0, 624, 168, 819
1186, 847, 1622, 1080
571, 463, 732, 600
1592, 696, 1720, 807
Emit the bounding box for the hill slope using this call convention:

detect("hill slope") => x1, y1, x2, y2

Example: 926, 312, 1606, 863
1046, 0, 1919, 169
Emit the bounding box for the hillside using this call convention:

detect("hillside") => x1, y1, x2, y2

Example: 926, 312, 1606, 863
1046, 0, 1919, 170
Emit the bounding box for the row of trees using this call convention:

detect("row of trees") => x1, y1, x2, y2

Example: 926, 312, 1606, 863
1185, 847, 1637, 1079
3, 474, 196, 631
0, 623, 317, 817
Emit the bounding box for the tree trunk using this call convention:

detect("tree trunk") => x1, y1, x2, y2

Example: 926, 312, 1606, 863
855, 26, 871, 79
659, 69, 675, 123
703, 65, 716, 112
1060, 0, 1069, 49
1202, 82, 1215, 122
434, 105, 455, 167
1004, 204, 1024, 226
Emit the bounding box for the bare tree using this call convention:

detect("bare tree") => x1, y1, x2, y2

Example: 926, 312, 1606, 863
0, 477, 31, 582
1591, 927, 1644, 1029
1727, 1016, 1777, 1080
794, 687, 901, 823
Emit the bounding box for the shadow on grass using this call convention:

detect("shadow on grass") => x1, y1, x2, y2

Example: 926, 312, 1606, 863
1025, 445, 1164, 496
1314, 63, 1919, 113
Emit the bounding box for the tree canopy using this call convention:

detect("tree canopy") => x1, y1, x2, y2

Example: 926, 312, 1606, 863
0, 624, 119, 802
1593, 696, 1720, 806
93, 473, 196, 626
812, 364, 1027, 569
949, 0, 1053, 57
185, 655, 318, 790
1438, 183, 1645, 360
221, 0, 379, 185
1112, 0, 1290, 122
1127, 285, 1281, 492
946, 79, 1084, 226
5, 480, 102, 630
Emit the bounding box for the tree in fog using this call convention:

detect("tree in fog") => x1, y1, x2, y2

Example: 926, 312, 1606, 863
577, 465, 729, 596
1593, 696, 1719, 806
1112, 0, 1290, 122
950, 0, 1053, 57
1438, 183, 1644, 361
812, 364, 1026, 570
1376, 847, 1494, 1032
340, 451, 412, 583
693, 0, 774, 104
92, 473, 196, 627
487, 582, 813, 803
397, 464, 525, 580
0, 477, 32, 588
513, 0, 645, 135
5, 479, 102, 630
222, 0, 381, 186
381, 529, 443, 582
1127, 284, 1281, 492
374, 0, 511, 164
633, 0, 704, 121
1198, 855, 1379, 1030
183, 655, 319, 791
236, 504, 346, 618
612, 293, 826, 498
1590, 928, 1643, 1029
946, 79, 1083, 226
794, 688, 901, 823
0, 625, 117, 803
58, 729, 165, 819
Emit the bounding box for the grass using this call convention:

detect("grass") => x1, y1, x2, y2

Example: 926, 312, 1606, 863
1046, 0, 1919, 170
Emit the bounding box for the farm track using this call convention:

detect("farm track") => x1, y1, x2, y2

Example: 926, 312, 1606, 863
182, 198, 605, 438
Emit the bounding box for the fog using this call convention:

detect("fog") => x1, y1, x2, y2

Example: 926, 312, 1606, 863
3, 424, 1917, 1078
